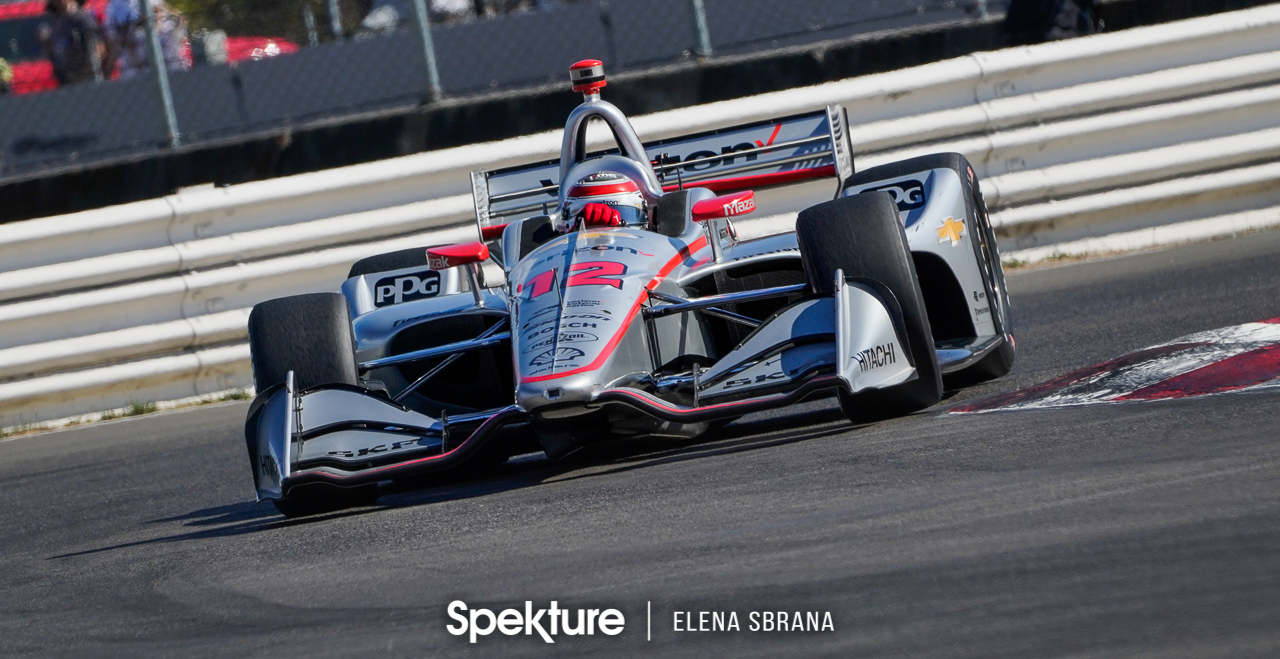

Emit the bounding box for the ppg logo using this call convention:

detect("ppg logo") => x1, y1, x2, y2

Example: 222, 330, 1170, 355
374, 271, 441, 307
865, 179, 926, 212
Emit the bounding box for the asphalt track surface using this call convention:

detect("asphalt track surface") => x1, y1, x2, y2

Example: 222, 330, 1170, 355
3, 230, 1280, 657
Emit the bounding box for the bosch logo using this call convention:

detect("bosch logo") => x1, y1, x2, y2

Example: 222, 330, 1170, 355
722, 196, 755, 217
374, 271, 441, 307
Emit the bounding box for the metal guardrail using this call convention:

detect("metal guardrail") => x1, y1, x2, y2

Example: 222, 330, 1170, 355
1, 4, 1279, 426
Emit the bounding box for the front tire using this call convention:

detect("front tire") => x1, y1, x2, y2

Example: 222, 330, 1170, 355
248, 293, 358, 392
797, 192, 942, 424
247, 293, 372, 516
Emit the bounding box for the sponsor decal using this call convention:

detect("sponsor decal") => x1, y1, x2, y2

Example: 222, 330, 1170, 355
447, 600, 624, 644
577, 244, 653, 257
936, 217, 965, 246
723, 371, 787, 390
522, 331, 600, 354
973, 290, 987, 302
975, 306, 991, 316
579, 231, 641, 239
530, 347, 586, 367
566, 300, 601, 308
526, 322, 599, 340
853, 343, 896, 373
374, 270, 441, 307
426, 255, 451, 270
521, 317, 558, 332
866, 179, 926, 212
721, 194, 755, 217
258, 454, 277, 478
674, 123, 780, 174
328, 437, 431, 458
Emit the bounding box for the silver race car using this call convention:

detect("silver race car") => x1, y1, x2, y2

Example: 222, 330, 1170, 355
244, 60, 1015, 516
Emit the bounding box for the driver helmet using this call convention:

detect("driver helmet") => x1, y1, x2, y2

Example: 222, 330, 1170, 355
558, 171, 648, 232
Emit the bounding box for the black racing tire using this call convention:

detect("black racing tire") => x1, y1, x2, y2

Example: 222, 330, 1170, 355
347, 246, 434, 278
248, 293, 358, 393
796, 192, 942, 423
249, 293, 370, 517
272, 483, 380, 518
846, 152, 1016, 387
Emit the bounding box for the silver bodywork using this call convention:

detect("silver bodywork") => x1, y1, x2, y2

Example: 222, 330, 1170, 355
247, 95, 1010, 501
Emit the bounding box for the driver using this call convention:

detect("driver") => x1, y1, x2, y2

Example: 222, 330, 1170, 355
556, 171, 649, 232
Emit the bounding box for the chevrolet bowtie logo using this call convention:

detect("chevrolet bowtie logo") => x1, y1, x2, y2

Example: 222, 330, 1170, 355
937, 217, 965, 246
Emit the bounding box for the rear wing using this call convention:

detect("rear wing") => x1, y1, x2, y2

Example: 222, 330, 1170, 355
471, 105, 854, 236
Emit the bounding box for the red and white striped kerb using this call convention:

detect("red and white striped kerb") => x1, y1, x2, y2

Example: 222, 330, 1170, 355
570, 59, 607, 94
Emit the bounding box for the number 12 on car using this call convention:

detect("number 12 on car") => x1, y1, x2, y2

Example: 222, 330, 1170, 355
521, 262, 628, 300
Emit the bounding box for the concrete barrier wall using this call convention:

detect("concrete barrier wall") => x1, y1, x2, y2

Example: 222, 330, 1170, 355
3, 4, 1279, 426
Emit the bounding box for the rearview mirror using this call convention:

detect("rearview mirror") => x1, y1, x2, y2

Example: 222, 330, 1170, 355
692, 190, 756, 222
426, 242, 490, 270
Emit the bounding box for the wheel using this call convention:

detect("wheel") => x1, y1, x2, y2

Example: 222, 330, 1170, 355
796, 191, 942, 423
347, 246, 434, 278
248, 293, 359, 392
272, 483, 380, 518
248, 294, 373, 516
845, 152, 1016, 387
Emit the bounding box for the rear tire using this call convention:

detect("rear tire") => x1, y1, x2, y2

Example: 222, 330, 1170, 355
796, 192, 942, 423
248, 293, 359, 392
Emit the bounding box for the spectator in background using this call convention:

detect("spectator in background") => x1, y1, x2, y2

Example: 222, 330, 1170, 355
431, 0, 471, 23
38, 0, 105, 87
104, 0, 189, 79
1005, 0, 1097, 45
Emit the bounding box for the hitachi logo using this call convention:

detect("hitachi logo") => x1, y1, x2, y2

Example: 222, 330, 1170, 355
853, 342, 896, 372
446, 600, 625, 643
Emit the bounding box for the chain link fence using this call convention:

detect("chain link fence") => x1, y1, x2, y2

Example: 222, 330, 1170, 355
0, 0, 1004, 180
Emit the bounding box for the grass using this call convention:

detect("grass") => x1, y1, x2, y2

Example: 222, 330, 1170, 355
125, 401, 158, 416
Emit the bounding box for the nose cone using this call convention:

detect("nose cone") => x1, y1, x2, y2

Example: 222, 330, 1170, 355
516, 374, 601, 416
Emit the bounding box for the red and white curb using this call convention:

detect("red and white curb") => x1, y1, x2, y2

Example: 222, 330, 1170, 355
955, 317, 1280, 413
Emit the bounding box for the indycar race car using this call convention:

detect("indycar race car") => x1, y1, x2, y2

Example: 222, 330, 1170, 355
244, 60, 1015, 516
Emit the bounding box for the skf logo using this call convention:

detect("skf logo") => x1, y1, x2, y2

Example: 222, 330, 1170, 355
374, 270, 441, 307
722, 195, 755, 217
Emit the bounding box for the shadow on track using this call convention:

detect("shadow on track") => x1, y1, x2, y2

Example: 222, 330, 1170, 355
50, 403, 856, 559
